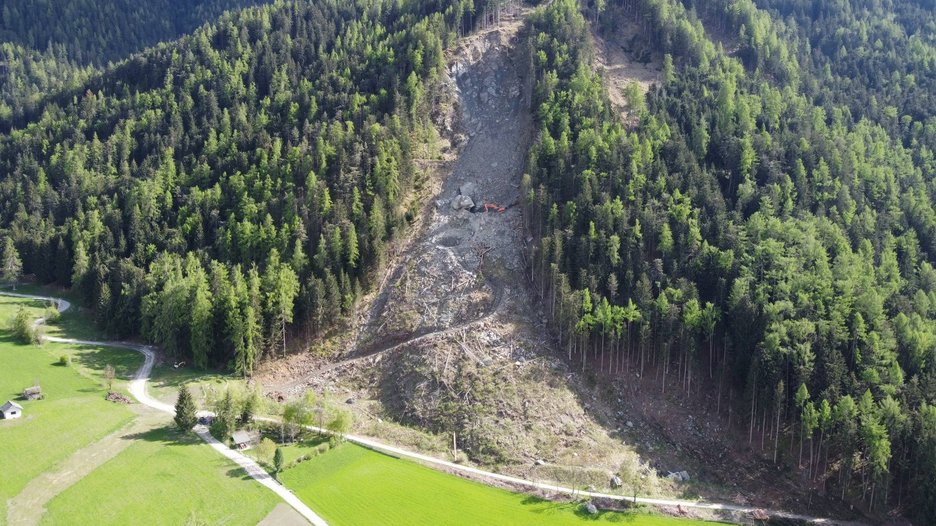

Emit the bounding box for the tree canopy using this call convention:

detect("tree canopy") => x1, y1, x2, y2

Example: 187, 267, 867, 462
523, 0, 936, 520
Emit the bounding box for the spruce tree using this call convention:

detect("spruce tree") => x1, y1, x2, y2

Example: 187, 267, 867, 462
174, 384, 198, 432
1, 237, 22, 289
273, 447, 284, 478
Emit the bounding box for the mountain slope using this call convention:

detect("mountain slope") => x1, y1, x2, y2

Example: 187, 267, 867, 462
0, 0, 476, 372
0, 0, 275, 122
523, 0, 936, 521
0, 0, 269, 65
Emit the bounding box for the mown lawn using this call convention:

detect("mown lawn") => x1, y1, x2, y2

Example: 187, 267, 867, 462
41, 426, 280, 525
0, 292, 280, 526
281, 443, 727, 526
0, 296, 140, 523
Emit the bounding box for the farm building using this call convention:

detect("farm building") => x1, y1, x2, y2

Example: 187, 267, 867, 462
22, 386, 43, 400
232, 430, 259, 450
1, 401, 23, 419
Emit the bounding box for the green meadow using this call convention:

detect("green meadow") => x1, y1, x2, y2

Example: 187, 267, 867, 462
281, 442, 727, 526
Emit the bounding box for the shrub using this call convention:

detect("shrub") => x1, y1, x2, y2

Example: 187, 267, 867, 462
45, 306, 61, 323
11, 307, 39, 344
58, 354, 71, 366
256, 437, 277, 463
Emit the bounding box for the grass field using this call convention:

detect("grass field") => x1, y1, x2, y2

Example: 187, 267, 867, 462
1, 288, 724, 526
281, 443, 727, 526
0, 296, 141, 523
41, 426, 280, 525
0, 292, 280, 526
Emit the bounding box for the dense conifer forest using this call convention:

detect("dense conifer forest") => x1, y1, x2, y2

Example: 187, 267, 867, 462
0, 0, 483, 373
522, 0, 936, 521
0, 0, 276, 121
0, 0, 269, 64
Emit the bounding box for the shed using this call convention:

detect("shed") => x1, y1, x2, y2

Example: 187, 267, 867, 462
1, 401, 23, 419
232, 430, 259, 450
22, 386, 43, 401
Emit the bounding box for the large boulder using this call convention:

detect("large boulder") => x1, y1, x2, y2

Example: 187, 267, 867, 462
451, 195, 475, 211
459, 182, 477, 199
665, 471, 690, 482
583, 502, 599, 515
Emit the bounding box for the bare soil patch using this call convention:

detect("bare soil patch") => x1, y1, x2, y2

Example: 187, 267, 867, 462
259, 12, 665, 497
591, 23, 661, 124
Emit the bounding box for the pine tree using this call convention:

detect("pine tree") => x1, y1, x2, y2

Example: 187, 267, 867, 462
174, 384, 198, 432
346, 223, 359, 270
210, 388, 236, 441
273, 447, 284, 477
1, 237, 22, 289
246, 266, 264, 363
240, 387, 260, 426
266, 263, 299, 357
227, 267, 249, 376
189, 269, 213, 369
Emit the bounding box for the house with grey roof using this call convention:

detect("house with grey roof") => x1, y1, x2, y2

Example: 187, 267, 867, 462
232, 430, 259, 450
1, 400, 23, 419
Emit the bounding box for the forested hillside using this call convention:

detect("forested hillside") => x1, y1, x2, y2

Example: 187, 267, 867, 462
694, 0, 936, 153
523, 0, 936, 521
0, 43, 93, 124
0, 0, 269, 65
0, 0, 482, 373
0, 0, 271, 128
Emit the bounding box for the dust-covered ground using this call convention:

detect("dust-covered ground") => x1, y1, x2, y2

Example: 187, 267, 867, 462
255, 9, 874, 524
258, 13, 670, 499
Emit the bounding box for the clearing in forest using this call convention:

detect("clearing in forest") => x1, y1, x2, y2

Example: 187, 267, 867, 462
590, 22, 661, 125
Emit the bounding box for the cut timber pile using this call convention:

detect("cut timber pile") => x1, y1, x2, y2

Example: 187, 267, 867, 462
105, 391, 131, 404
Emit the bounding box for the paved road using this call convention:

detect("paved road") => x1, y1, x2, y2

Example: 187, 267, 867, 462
3, 288, 860, 525
0, 291, 328, 526
254, 417, 859, 526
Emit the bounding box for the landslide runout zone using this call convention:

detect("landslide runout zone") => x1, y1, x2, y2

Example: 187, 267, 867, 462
263, 14, 655, 486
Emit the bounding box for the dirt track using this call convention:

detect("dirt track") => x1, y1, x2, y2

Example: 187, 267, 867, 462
258, 10, 654, 478
254, 9, 869, 524
0, 291, 326, 526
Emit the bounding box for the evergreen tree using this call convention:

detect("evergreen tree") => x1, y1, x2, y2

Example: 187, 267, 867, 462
0, 237, 22, 288
273, 447, 284, 477
174, 384, 197, 432
210, 388, 237, 441
189, 267, 213, 369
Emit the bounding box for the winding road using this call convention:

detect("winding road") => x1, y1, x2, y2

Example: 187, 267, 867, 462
0, 291, 329, 526
1, 290, 861, 525
264, 418, 858, 525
